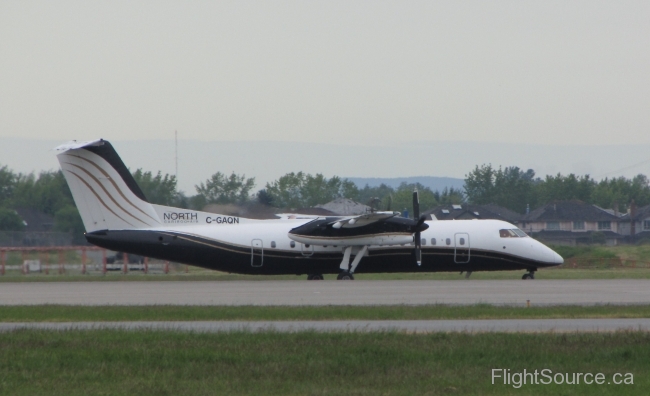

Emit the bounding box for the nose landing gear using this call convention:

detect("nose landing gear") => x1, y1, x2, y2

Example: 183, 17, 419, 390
522, 271, 536, 280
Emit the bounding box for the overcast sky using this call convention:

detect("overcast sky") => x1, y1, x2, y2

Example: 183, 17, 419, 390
1, 1, 650, 190
0, 0, 650, 144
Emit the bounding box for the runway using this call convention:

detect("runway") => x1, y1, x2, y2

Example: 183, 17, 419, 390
1, 279, 649, 306
1, 319, 649, 333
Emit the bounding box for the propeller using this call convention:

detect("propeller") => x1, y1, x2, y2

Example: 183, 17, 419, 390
413, 189, 422, 266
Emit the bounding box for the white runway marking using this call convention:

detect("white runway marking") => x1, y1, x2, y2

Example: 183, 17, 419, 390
0, 279, 649, 306
1, 319, 650, 333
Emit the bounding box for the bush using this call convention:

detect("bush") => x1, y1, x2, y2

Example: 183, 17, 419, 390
550, 245, 617, 260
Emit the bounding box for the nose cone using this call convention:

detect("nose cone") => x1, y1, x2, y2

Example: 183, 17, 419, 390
547, 249, 564, 265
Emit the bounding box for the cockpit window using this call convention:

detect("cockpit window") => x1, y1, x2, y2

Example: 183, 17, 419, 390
512, 229, 528, 237
499, 229, 528, 238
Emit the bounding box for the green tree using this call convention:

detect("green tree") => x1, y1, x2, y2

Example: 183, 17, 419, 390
464, 165, 536, 212
391, 182, 438, 217
257, 189, 274, 206
535, 173, 595, 204
340, 179, 360, 203
0, 207, 24, 231
591, 175, 650, 211
435, 187, 465, 205
357, 183, 395, 208
132, 169, 179, 206
0, 165, 16, 207
54, 205, 86, 244
11, 170, 74, 215
264, 173, 358, 208
196, 172, 256, 205
492, 167, 537, 213
464, 164, 497, 205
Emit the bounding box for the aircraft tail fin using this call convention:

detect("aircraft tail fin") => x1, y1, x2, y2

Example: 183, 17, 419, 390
55, 139, 161, 233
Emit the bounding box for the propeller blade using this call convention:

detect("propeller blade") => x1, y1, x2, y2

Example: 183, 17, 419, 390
412, 189, 420, 219
415, 214, 427, 231
411, 191, 424, 266
415, 231, 422, 266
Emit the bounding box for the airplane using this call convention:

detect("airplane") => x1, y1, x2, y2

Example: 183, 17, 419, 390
54, 139, 563, 280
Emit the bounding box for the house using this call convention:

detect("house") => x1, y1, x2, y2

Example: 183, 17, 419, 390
520, 200, 623, 246
618, 204, 650, 242
423, 203, 522, 223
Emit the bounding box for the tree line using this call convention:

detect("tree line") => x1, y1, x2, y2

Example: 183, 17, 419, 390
464, 165, 650, 214
1, 162, 649, 235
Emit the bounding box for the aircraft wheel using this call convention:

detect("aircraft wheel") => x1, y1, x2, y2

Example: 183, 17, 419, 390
307, 274, 324, 280
337, 271, 354, 280
522, 273, 535, 280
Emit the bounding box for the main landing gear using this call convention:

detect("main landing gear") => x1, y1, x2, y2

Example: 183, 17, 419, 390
307, 274, 324, 280
337, 271, 354, 280
335, 246, 368, 280
522, 271, 536, 280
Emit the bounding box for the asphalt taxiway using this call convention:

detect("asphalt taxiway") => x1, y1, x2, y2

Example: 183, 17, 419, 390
1, 279, 648, 306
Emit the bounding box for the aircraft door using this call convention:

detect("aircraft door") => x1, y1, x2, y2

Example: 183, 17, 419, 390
454, 233, 470, 263
251, 239, 263, 267
301, 243, 314, 257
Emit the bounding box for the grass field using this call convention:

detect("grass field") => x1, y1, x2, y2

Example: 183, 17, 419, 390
2, 304, 650, 322
0, 330, 647, 395
1, 266, 650, 282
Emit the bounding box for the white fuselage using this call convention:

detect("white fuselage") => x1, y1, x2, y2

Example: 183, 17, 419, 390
150, 207, 563, 267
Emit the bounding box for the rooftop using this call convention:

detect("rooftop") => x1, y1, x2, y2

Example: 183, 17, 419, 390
523, 200, 620, 222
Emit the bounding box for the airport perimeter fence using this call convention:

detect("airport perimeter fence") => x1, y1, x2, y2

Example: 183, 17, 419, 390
0, 246, 187, 276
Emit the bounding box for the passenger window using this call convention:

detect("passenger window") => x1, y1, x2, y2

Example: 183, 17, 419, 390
431, 238, 436, 245
421, 238, 426, 245
459, 238, 465, 246
271, 241, 276, 248
446, 238, 451, 246
290, 241, 295, 248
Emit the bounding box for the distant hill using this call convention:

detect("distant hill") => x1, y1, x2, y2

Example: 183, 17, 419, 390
346, 176, 465, 192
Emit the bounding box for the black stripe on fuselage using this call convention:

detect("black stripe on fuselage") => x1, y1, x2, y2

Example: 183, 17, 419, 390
85, 229, 555, 275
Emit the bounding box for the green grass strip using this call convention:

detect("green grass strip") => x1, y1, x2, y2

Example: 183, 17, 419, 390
3, 267, 650, 281
2, 304, 650, 322
0, 330, 648, 395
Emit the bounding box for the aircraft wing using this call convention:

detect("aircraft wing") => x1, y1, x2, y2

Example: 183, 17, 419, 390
329, 211, 400, 229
